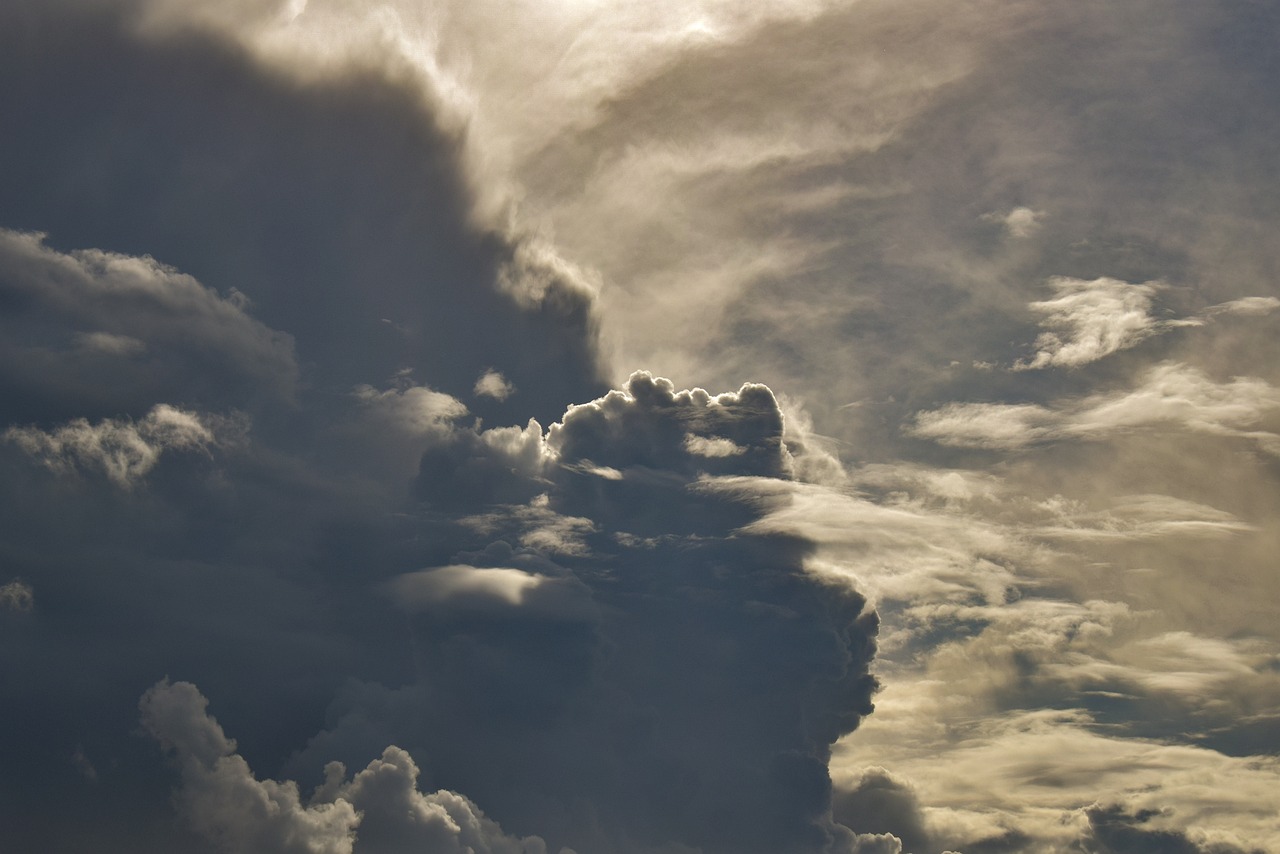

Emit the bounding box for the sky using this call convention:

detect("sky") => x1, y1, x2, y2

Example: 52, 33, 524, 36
1, 1, 1278, 852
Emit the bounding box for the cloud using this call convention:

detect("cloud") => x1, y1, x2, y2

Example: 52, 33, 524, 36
831, 767, 932, 854
1008, 277, 1278, 372
0, 579, 33, 612
911, 362, 1280, 452
352, 383, 468, 439
837, 701, 1280, 853
1013, 277, 1164, 370
0, 3, 607, 427
139, 679, 546, 854
140, 679, 360, 854
4, 404, 228, 488
305, 374, 879, 854
1201, 296, 1280, 317
475, 370, 516, 401
548, 371, 792, 481
983, 206, 1046, 239
0, 229, 298, 419
3, 1, 1279, 853
462, 494, 597, 558
684, 433, 747, 458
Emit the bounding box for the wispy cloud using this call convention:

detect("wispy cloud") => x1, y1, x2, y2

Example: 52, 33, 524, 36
912, 362, 1280, 452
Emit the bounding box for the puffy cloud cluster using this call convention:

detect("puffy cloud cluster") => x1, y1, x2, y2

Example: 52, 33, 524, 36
322, 371, 881, 854
140, 680, 545, 854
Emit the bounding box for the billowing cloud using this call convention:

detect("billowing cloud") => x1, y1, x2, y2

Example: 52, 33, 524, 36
4, 0, 1280, 852
140, 679, 545, 854
302, 373, 879, 854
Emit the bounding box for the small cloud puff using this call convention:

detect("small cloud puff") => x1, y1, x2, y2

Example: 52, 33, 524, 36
383, 563, 597, 621
475, 369, 516, 401
0, 578, 34, 612
684, 433, 746, 458
984, 206, 1046, 238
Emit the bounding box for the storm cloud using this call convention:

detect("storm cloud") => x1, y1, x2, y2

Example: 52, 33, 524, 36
3, 0, 1279, 851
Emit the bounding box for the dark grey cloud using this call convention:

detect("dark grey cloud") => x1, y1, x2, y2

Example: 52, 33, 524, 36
140, 679, 548, 854
302, 373, 880, 854
0, 2, 612, 850
0, 228, 297, 422
0, 0, 606, 428
1082, 805, 1263, 854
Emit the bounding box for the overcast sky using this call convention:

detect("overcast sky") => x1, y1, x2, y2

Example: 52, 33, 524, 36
2, 1, 1278, 853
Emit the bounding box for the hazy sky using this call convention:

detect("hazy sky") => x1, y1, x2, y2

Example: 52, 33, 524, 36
2, 2, 1278, 853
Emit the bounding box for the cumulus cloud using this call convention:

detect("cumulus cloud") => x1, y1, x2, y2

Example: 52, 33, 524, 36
140, 679, 545, 854
548, 371, 792, 480
308, 374, 879, 854
911, 362, 1280, 452
4, 404, 227, 487
4, 1, 1279, 853
140, 679, 360, 854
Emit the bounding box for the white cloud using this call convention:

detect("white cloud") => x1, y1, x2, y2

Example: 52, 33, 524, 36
912, 362, 1280, 452
835, 700, 1280, 853
1014, 276, 1163, 370
385, 565, 547, 609
140, 679, 360, 854
4, 404, 224, 487
353, 383, 468, 438
683, 433, 746, 458
1202, 295, 1280, 317
474, 369, 515, 401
